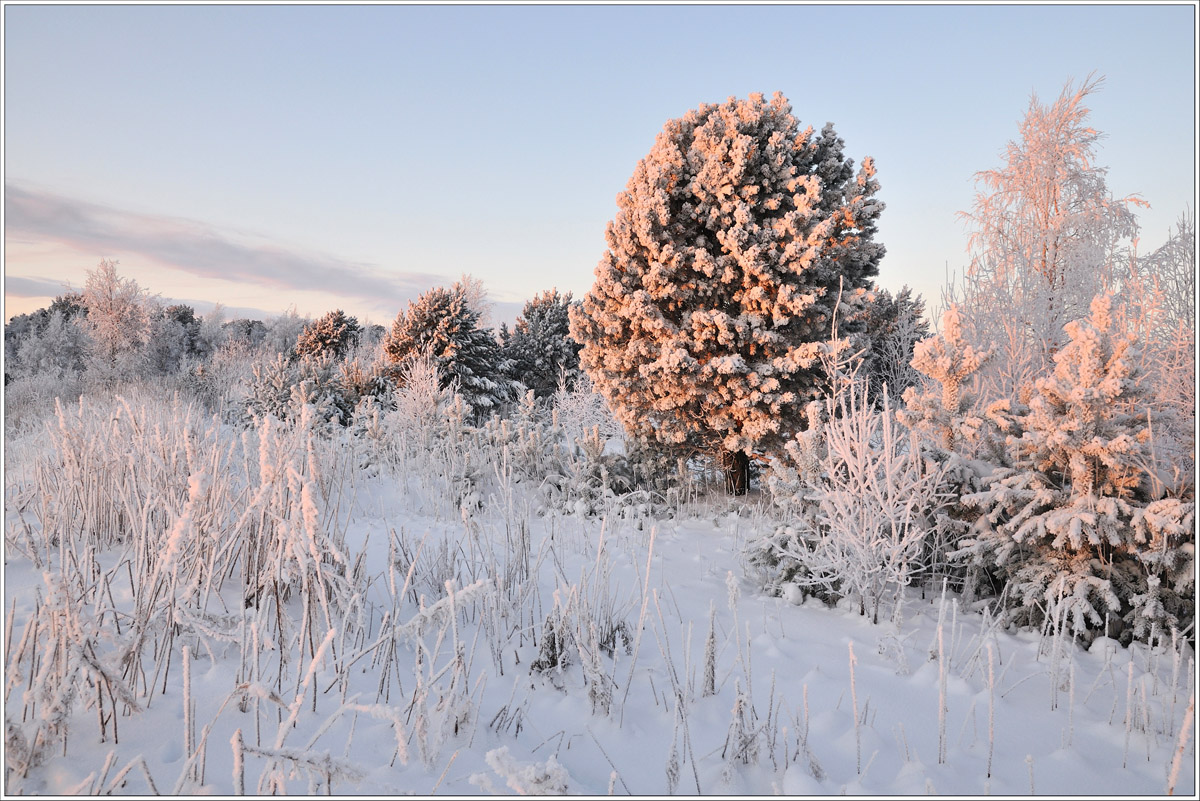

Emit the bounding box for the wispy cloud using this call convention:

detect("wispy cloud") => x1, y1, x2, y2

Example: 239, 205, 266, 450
4, 275, 74, 299
5, 184, 443, 315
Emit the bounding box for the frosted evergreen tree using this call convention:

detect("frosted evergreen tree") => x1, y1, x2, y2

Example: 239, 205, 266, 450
11, 309, 90, 382
961, 294, 1194, 643
223, 318, 268, 349
500, 289, 583, 399
4, 294, 87, 382
897, 305, 997, 454
383, 280, 511, 420
570, 92, 885, 494
295, 309, 361, 361
860, 286, 930, 409
165, 305, 204, 357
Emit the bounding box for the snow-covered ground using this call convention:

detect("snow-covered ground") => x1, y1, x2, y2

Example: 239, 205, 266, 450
3, 393, 1194, 795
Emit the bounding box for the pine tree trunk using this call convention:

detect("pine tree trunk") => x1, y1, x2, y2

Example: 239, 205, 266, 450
723, 449, 750, 496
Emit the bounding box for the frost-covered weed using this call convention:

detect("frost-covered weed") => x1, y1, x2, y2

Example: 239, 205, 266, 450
3, 392, 367, 791
469, 746, 572, 794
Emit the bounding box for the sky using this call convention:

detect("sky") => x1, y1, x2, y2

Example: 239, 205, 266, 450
3, 2, 1196, 328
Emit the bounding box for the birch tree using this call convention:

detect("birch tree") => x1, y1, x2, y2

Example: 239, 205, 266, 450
81, 259, 153, 381
956, 74, 1146, 401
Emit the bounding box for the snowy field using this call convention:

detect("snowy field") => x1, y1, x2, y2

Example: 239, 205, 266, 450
3, 390, 1194, 796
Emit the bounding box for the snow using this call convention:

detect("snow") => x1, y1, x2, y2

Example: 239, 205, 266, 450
3, 402, 1193, 796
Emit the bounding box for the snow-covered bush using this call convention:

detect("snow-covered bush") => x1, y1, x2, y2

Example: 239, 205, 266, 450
960, 294, 1195, 644
550, 373, 622, 445
3, 307, 91, 433
245, 352, 298, 421
244, 348, 381, 427
570, 91, 885, 494
179, 337, 256, 419
755, 384, 952, 622
540, 426, 641, 518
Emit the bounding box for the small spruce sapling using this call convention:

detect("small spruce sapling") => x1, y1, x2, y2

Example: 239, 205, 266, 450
961, 294, 1195, 644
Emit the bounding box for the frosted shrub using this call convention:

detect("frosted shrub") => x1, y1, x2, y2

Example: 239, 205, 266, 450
244, 350, 369, 428
290, 352, 352, 425
754, 384, 951, 622
389, 352, 456, 446
336, 355, 393, 416
478, 390, 564, 490
363, 353, 490, 515
540, 426, 647, 518
2, 370, 85, 437
764, 400, 826, 507
550, 373, 622, 445
625, 435, 692, 501
179, 337, 255, 420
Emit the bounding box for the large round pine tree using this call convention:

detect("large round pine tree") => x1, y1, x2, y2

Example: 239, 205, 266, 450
570, 92, 885, 493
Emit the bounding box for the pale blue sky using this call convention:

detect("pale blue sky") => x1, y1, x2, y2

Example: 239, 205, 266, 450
3, 2, 1195, 326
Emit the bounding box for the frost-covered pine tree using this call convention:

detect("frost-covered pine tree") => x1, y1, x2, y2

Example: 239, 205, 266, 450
860, 286, 930, 409
500, 289, 583, 399
12, 309, 90, 382
383, 280, 511, 421
4, 293, 89, 382
897, 305, 997, 454
570, 92, 885, 493
295, 309, 362, 361
961, 294, 1194, 643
